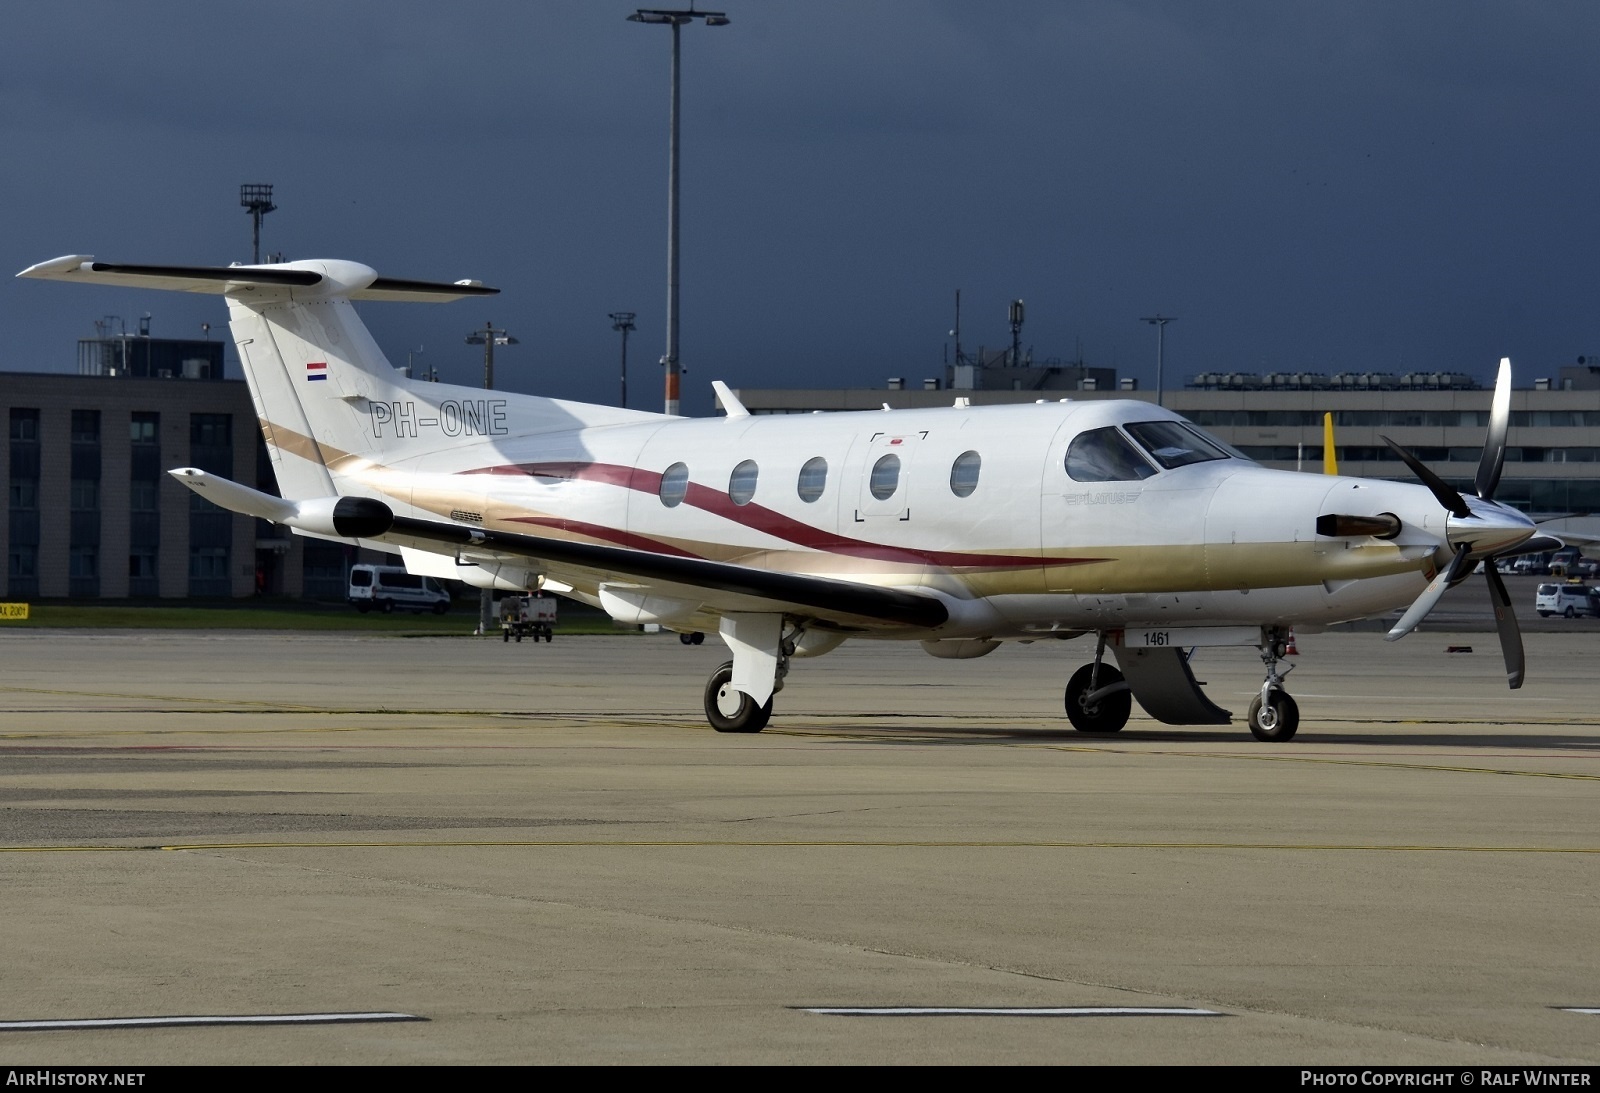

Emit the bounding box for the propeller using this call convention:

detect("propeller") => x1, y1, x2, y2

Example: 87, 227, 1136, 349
1381, 357, 1530, 690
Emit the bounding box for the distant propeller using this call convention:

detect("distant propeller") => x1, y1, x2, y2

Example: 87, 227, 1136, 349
1382, 357, 1527, 690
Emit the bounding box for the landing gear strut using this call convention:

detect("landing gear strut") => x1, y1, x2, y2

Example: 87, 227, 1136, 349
1248, 627, 1300, 742
1065, 634, 1132, 734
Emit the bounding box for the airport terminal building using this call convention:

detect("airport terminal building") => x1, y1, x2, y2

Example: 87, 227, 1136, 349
4, 336, 1598, 601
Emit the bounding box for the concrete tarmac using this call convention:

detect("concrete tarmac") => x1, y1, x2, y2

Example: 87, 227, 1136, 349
1, 622, 1599, 1066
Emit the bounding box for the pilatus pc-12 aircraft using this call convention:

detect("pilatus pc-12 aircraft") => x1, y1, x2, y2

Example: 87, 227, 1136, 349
19, 255, 1548, 741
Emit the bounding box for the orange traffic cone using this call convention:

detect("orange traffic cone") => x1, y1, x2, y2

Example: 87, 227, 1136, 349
1285, 629, 1299, 655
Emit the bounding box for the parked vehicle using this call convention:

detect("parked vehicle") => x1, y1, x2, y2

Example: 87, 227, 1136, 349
348, 564, 452, 614
1534, 581, 1600, 618
1549, 547, 1582, 577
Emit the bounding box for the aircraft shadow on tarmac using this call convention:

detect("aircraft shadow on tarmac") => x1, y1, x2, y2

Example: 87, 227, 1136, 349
781, 722, 1600, 752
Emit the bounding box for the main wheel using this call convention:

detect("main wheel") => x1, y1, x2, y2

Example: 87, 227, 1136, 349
704, 661, 772, 733
1064, 663, 1130, 734
1247, 690, 1300, 742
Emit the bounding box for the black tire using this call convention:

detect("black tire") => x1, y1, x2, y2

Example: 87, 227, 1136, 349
704, 661, 772, 733
380, 600, 394, 614
691, 631, 705, 645
1565, 606, 1576, 618
1064, 663, 1130, 734
432, 602, 448, 615
543, 630, 553, 642
1538, 611, 1551, 618
357, 604, 371, 614
679, 632, 695, 645
1248, 691, 1300, 742
502, 629, 510, 642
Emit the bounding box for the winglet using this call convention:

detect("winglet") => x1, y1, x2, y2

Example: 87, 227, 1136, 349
712, 380, 750, 419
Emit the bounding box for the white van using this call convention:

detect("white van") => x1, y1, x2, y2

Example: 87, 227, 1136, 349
348, 564, 453, 614
1534, 582, 1599, 618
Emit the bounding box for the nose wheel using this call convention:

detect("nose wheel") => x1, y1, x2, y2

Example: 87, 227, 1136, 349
1249, 629, 1299, 741
1247, 690, 1299, 741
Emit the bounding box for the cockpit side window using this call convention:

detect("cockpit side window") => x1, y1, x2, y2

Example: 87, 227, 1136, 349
1065, 427, 1158, 483
1124, 420, 1233, 470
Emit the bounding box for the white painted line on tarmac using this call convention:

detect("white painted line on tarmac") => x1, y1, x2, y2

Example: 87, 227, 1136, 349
0, 1011, 425, 1032
797, 1006, 1224, 1018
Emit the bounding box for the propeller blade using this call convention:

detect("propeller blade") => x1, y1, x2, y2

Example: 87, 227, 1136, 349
1475, 357, 1512, 501
1386, 544, 1472, 641
1382, 436, 1471, 518
1482, 563, 1525, 689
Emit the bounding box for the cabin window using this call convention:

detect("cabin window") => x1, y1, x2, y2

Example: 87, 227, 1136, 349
1124, 420, 1232, 469
869, 454, 901, 500
728, 460, 759, 506
950, 450, 981, 497
797, 457, 828, 503
1065, 427, 1157, 483
659, 462, 689, 507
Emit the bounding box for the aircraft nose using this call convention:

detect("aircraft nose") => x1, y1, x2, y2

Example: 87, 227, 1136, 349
1445, 497, 1536, 557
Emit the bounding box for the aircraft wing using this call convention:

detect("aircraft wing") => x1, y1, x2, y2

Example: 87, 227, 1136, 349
382, 514, 950, 630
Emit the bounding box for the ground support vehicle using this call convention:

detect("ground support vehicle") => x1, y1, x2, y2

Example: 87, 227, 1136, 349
500, 595, 556, 642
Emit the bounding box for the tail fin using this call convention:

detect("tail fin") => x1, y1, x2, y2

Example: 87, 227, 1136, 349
18, 256, 497, 500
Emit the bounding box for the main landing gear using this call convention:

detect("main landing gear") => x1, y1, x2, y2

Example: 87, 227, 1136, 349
1064, 635, 1132, 734
700, 614, 793, 734
1248, 627, 1299, 742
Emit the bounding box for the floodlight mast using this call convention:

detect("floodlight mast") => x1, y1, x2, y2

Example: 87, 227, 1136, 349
240, 184, 276, 264
627, 6, 730, 415
610, 311, 637, 408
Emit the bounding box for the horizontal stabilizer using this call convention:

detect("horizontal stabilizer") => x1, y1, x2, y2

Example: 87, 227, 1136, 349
168, 469, 392, 539
17, 256, 498, 302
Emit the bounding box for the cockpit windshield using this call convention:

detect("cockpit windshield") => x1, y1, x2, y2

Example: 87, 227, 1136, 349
1065, 426, 1158, 483
1123, 420, 1236, 470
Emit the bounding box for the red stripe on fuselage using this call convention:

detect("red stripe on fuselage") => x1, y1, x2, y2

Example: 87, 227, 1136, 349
466, 460, 1102, 570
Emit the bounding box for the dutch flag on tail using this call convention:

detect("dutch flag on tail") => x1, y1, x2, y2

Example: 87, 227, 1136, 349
305, 361, 328, 382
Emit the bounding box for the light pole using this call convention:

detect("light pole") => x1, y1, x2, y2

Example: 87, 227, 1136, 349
465, 322, 517, 634
240, 184, 276, 264
627, 6, 730, 415
1140, 314, 1176, 407
610, 311, 636, 407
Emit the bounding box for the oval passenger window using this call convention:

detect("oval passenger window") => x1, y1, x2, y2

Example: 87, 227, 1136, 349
869, 454, 901, 500
728, 459, 759, 506
797, 456, 827, 503
950, 450, 980, 497
659, 462, 689, 507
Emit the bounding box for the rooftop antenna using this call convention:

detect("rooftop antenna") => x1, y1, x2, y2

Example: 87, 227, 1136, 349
240, 184, 276, 264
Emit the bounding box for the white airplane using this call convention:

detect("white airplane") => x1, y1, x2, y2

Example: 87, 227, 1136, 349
18, 255, 1548, 741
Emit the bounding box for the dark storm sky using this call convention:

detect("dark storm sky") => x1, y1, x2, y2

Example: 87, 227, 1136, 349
4, 1, 1597, 413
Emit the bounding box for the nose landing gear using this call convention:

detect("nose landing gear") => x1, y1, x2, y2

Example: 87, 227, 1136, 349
1248, 628, 1299, 741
